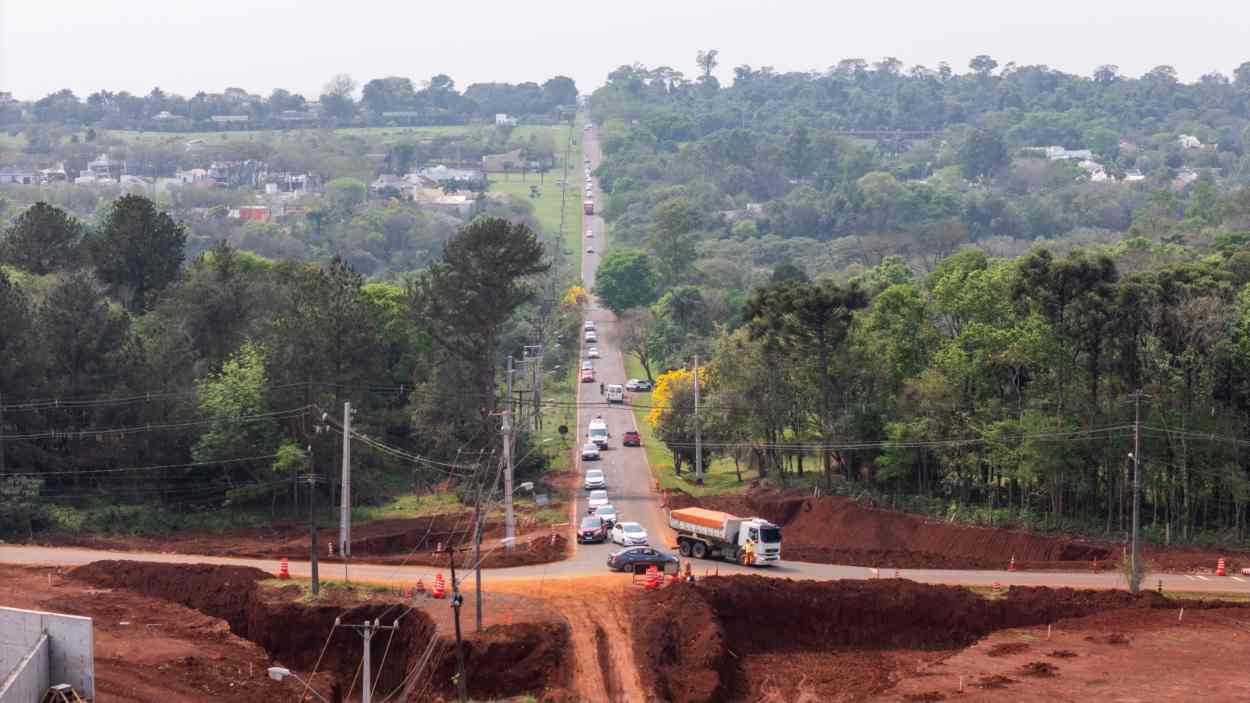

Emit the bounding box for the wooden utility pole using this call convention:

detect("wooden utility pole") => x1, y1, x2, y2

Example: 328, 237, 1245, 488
447, 546, 469, 703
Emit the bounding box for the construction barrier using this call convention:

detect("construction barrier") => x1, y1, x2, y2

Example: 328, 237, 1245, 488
992, 582, 1002, 593
432, 573, 446, 599
643, 565, 662, 590
1008, 555, 1016, 572
1216, 557, 1227, 576
277, 557, 290, 580
1242, 568, 1250, 577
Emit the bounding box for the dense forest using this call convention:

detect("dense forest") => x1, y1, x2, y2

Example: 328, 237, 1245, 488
1, 74, 578, 132
590, 53, 1250, 545
0, 196, 574, 537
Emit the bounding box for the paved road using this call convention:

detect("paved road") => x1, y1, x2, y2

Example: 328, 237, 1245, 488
566, 123, 673, 572
3, 124, 1249, 597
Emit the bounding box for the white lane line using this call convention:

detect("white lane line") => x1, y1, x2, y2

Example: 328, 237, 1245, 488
1186, 575, 1197, 580
1232, 576, 1246, 582
1196, 575, 1210, 581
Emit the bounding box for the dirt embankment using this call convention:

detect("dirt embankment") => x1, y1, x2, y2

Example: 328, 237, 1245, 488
632, 576, 1230, 703
669, 491, 1119, 570
71, 560, 571, 701
49, 511, 568, 569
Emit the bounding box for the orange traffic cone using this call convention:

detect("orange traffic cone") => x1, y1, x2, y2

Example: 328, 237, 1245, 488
992, 582, 1002, 593
1008, 555, 1017, 572
432, 573, 446, 599
644, 565, 661, 590
277, 557, 290, 580
1216, 558, 1227, 576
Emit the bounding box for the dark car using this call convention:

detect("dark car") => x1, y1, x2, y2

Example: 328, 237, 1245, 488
578, 516, 608, 544
622, 430, 641, 447
607, 546, 680, 573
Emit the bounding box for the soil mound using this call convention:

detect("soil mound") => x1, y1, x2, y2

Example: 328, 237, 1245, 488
669, 491, 1111, 569
71, 561, 568, 701
632, 576, 1186, 703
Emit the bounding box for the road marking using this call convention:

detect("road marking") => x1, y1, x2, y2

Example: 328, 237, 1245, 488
1195, 575, 1210, 581
1186, 575, 1197, 580
1232, 576, 1246, 582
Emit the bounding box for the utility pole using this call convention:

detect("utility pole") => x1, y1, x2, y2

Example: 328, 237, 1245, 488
339, 401, 352, 581
503, 356, 516, 551
693, 355, 703, 484
447, 546, 469, 703
339, 618, 398, 703
304, 446, 320, 596
1129, 389, 1146, 594
0, 391, 6, 476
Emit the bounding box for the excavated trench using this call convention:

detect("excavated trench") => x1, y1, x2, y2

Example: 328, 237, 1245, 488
71, 561, 570, 701
633, 575, 1211, 703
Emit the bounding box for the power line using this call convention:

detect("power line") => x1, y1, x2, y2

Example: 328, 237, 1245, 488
0, 453, 280, 478
0, 406, 310, 442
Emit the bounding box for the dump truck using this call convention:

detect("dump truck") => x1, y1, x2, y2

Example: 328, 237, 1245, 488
668, 507, 782, 565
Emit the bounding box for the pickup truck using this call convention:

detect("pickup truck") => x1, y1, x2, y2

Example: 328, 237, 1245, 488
668, 507, 782, 565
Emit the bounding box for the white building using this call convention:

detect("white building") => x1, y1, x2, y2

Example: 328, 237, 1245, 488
1178, 134, 1203, 149
495, 113, 518, 127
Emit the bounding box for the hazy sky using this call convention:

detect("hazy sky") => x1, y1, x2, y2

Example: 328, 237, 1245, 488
2, 0, 1250, 100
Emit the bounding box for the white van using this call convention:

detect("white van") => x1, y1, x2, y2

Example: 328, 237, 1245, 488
606, 384, 624, 404
588, 417, 609, 448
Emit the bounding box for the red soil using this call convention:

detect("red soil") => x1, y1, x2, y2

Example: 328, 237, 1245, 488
668, 490, 1249, 572
630, 575, 1243, 703
68, 560, 571, 701
46, 511, 568, 569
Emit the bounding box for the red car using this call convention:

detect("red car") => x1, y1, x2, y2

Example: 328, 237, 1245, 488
623, 431, 641, 446
581, 369, 595, 383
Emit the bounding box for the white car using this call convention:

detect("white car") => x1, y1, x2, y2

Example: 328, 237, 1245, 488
585, 331, 597, 343
581, 360, 593, 370
587, 347, 600, 359
583, 468, 606, 489
625, 379, 653, 392
611, 521, 649, 546
584, 320, 596, 331
587, 490, 609, 510
581, 443, 601, 461
586, 229, 594, 238
593, 504, 618, 527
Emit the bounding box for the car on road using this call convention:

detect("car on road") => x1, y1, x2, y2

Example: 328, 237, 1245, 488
607, 546, 679, 572
586, 246, 595, 254
584, 320, 596, 330
593, 504, 618, 527
580, 369, 595, 383
585, 331, 598, 343
623, 430, 641, 446
585, 229, 594, 238
581, 443, 601, 461
625, 379, 653, 392
611, 521, 649, 546
581, 360, 593, 371
587, 347, 600, 359
578, 516, 608, 543
583, 467, 605, 488
605, 384, 624, 403
588, 489, 609, 511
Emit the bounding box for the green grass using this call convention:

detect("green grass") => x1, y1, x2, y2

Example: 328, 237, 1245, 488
621, 356, 754, 497
352, 491, 464, 522
487, 122, 583, 262
259, 576, 398, 602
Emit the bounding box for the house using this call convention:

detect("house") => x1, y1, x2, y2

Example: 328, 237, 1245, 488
74, 153, 123, 183
481, 148, 524, 173
275, 110, 317, 123
210, 115, 250, 124
232, 205, 270, 221
427, 193, 476, 217
1172, 168, 1200, 189
495, 113, 518, 127
370, 174, 408, 197
417, 165, 485, 185
152, 110, 179, 121
1178, 134, 1203, 149
0, 167, 35, 184
38, 163, 67, 183
1123, 169, 1146, 183
176, 167, 211, 185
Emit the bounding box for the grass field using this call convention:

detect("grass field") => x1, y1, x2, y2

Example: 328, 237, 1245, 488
622, 356, 753, 497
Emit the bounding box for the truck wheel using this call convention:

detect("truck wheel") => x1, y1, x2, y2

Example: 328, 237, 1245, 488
678, 540, 692, 557
691, 541, 708, 559
727, 548, 740, 563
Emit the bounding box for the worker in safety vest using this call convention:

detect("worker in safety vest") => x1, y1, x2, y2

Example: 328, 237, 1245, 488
741, 538, 755, 566
683, 559, 694, 582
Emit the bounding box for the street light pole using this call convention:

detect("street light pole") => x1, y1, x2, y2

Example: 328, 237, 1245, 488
503, 356, 516, 551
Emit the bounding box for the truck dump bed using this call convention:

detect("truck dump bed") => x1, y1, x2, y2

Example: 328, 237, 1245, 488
669, 507, 742, 542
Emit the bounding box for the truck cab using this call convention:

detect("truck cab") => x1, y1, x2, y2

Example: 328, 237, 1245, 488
737, 519, 782, 564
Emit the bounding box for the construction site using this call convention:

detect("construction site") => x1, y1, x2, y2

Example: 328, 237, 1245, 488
4, 483, 1250, 703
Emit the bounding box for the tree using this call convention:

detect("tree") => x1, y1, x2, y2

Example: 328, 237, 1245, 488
649, 196, 699, 286
959, 129, 1010, 181
39, 270, 129, 397
696, 49, 720, 80
0, 202, 85, 274
408, 217, 549, 432
1235, 61, 1250, 89
320, 74, 357, 121
0, 269, 36, 397
325, 177, 367, 216
784, 124, 811, 180
594, 248, 659, 313
91, 194, 187, 313
389, 142, 418, 175
969, 55, 999, 77
619, 308, 664, 382
192, 341, 279, 464
1093, 64, 1120, 84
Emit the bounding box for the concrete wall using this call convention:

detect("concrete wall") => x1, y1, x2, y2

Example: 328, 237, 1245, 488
0, 634, 48, 703
0, 607, 93, 701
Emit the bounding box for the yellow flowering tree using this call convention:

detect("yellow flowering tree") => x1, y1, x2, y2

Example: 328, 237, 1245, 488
562, 285, 589, 309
